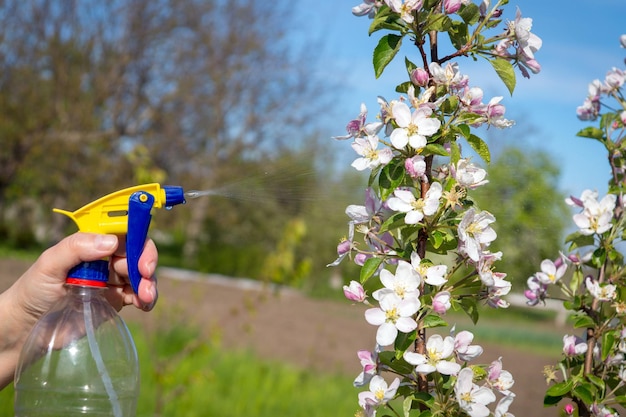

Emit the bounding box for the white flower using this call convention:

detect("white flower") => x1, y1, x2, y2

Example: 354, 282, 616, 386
358, 375, 400, 408
410, 251, 447, 286
494, 394, 515, 417
488, 357, 514, 395
403, 334, 461, 375
354, 350, 378, 387
453, 329, 483, 361
458, 208, 497, 262
535, 259, 567, 285
365, 292, 420, 346
387, 182, 442, 224
455, 367, 496, 417
563, 334, 587, 356
572, 192, 616, 235
374, 261, 421, 300
455, 159, 488, 189
389, 101, 441, 149
385, 0, 423, 24
585, 277, 617, 302
351, 135, 393, 171
429, 62, 468, 89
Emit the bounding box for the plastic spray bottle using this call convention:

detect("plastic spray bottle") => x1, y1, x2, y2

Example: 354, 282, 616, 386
14, 184, 186, 417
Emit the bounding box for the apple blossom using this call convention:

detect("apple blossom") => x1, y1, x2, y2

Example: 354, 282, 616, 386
351, 134, 393, 171
524, 275, 547, 306
404, 334, 461, 375
344, 280, 367, 303
373, 260, 421, 301
487, 357, 514, 395
585, 277, 617, 302
410, 252, 448, 286
333, 103, 382, 140
405, 155, 426, 180
458, 208, 497, 262
429, 62, 468, 90
453, 329, 484, 362
572, 192, 616, 235
432, 291, 452, 314
494, 394, 516, 417
354, 349, 378, 387
387, 182, 442, 225
563, 334, 588, 356
535, 258, 567, 285
352, 0, 382, 18
358, 375, 400, 410
384, 0, 422, 24
455, 367, 496, 417
443, 0, 462, 14
410, 67, 429, 87
388, 101, 441, 150
365, 292, 420, 346
454, 159, 488, 189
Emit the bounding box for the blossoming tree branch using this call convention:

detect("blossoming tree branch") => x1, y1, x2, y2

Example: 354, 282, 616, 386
525, 35, 626, 417
329, 1, 541, 416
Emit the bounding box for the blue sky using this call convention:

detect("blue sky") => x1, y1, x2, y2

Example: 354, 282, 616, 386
300, 0, 626, 198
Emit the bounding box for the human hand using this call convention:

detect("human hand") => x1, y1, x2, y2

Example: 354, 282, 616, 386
11, 232, 158, 329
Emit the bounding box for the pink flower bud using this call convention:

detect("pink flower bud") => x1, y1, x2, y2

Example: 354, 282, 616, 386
343, 280, 366, 302
410, 67, 429, 87
443, 0, 462, 14
354, 253, 369, 266
564, 404, 575, 415
405, 155, 426, 179
432, 291, 451, 314
337, 240, 351, 256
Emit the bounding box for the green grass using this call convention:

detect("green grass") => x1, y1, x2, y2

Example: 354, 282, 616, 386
0, 321, 360, 417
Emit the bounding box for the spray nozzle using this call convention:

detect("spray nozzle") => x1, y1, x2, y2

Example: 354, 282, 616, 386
54, 184, 186, 293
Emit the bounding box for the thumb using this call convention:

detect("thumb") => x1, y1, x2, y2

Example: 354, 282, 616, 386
12, 233, 120, 329
34, 233, 119, 282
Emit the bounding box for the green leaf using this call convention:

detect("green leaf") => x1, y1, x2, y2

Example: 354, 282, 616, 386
615, 395, 626, 407
572, 384, 594, 405
569, 269, 584, 294
565, 231, 595, 250
546, 380, 573, 397
394, 330, 417, 358
424, 143, 450, 157
447, 20, 469, 50
573, 314, 595, 329
458, 3, 480, 24
488, 57, 516, 95
576, 126, 604, 141
450, 140, 461, 165
422, 314, 448, 328
360, 257, 383, 284
373, 34, 403, 79
601, 330, 616, 361
379, 159, 406, 200
586, 374, 605, 393
466, 134, 491, 163
368, 6, 402, 35
459, 296, 479, 324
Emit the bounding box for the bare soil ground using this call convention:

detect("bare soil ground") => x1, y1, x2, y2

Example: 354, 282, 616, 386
1, 259, 564, 416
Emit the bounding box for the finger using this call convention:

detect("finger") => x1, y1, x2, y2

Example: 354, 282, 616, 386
34, 233, 119, 283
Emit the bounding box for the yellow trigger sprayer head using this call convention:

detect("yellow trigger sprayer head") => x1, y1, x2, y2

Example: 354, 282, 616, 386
53, 183, 186, 292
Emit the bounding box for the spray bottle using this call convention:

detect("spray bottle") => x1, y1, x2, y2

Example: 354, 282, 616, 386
14, 184, 186, 417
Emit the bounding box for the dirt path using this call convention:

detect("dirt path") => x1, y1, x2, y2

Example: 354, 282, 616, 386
1, 259, 563, 416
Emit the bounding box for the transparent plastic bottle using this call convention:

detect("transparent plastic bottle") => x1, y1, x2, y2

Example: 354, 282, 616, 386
14, 260, 139, 417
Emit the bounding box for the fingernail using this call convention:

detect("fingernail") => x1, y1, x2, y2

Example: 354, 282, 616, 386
147, 260, 157, 276
95, 234, 117, 251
